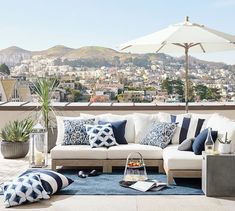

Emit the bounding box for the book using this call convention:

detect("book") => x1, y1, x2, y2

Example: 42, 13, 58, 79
129, 180, 167, 192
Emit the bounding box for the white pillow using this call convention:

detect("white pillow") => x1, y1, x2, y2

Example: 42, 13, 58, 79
56, 116, 82, 145
157, 112, 191, 144
97, 114, 135, 143
80, 113, 112, 123
133, 113, 159, 143
206, 114, 235, 152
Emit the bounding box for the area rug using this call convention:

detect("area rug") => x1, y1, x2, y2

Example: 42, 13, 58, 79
56, 169, 203, 195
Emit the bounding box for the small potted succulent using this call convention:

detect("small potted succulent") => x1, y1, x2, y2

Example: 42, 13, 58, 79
218, 132, 232, 154
0, 119, 34, 159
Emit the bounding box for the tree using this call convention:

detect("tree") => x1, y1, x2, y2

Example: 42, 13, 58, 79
0, 63, 10, 75
161, 78, 173, 94
207, 87, 221, 101
195, 84, 208, 100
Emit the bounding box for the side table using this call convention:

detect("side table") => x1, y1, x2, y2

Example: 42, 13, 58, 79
202, 152, 235, 197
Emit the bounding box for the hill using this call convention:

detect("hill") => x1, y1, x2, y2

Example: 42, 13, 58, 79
34, 45, 74, 57
0, 45, 231, 69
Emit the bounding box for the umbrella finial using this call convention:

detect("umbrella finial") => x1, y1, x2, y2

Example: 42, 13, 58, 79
185, 16, 189, 22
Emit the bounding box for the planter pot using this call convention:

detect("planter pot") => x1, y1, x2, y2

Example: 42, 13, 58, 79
218, 143, 231, 154
1, 141, 29, 159
48, 128, 57, 152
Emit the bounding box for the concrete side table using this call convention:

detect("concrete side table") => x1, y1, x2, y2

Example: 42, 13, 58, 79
202, 152, 235, 197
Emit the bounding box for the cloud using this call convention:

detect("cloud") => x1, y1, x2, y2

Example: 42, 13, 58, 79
213, 0, 235, 7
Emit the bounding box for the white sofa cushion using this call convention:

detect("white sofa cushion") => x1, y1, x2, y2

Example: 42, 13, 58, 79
206, 113, 235, 152
163, 145, 202, 170
133, 113, 159, 144
51, 145, 107, 159
79, 113, 112, 123
107, 143, 163, 159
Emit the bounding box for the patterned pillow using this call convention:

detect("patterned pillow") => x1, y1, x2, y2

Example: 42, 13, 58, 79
140, 121, 177, 149
86, 123, 118, 148
20, 169, 74, 195
63, 118, 95, 145
2, 173, 50, 208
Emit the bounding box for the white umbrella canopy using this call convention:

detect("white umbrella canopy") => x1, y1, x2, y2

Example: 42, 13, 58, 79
120, 17, 235, 112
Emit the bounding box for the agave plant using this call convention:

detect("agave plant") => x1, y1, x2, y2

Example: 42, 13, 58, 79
0, 119, 34, 142
33, 78, 60, 129
218, 132, 232, 144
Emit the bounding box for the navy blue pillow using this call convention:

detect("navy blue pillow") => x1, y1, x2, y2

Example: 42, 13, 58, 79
192, 128, 218, 155
98, 120, 127, 144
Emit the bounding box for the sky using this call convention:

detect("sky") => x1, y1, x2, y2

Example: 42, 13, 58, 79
1, 0, 235, 64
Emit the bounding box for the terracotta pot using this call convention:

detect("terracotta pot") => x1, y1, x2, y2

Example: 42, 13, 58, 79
1, 141, 29, 159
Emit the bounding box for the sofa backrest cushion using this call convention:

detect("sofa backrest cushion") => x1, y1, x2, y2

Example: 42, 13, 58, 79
80, 113, 112, 123
133, 113, 159, 144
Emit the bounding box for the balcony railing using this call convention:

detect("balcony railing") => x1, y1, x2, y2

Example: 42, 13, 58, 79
0, 101, 235, 111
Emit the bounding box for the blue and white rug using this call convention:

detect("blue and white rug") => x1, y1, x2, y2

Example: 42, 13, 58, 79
56, 169, 203, 195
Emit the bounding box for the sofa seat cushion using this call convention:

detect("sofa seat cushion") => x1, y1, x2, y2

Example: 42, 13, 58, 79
107, 143, 163, 159
51, 145, 107, 159
163, 145, 202, 170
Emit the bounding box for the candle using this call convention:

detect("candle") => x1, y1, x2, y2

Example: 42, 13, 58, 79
35, 152, 43, 166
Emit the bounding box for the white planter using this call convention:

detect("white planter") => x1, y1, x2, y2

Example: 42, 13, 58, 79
218, 143, 231, 154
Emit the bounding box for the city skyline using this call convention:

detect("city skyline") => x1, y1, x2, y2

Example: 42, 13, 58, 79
1, 0, 235, 64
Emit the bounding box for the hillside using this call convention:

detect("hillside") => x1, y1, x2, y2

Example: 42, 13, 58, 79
0, 45, 231, 69
0, 46, 31, 67
34, 45, 74, 57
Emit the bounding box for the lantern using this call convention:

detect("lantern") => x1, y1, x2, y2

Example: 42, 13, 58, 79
29, 123, 48, 168
123, 152, 148, 181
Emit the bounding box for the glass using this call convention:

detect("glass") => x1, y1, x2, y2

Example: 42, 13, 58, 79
205, 127, 214, 154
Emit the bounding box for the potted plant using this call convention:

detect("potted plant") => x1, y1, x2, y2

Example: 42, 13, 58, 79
218, 132, 232, 154
0, 119, 34, 158
33, 78, 60, 151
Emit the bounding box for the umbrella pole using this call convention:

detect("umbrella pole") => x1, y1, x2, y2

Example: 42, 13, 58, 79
185, 46, 189, 113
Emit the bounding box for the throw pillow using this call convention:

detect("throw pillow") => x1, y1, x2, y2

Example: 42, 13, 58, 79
3, 173, 50, 208
98, 120, 127, 144
192, 128, 218, 155
56, 116, 84, 145
140, 121, 177, 149
20, 169, 74, 195
171, 116, 205, 144
62, 118, 95, 145
86, 123, 118, 148
178, 138, 195, 151
157, 112, 191, 144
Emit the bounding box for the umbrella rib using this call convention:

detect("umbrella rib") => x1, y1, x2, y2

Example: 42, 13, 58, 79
172, 43, 185, 48
156, 43, 166, 53
199, 43, 206, 53
120, 45, 132, 51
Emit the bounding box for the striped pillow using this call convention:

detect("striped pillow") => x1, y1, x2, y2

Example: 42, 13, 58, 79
21, 169, 73, 195
171, 115, 205, 144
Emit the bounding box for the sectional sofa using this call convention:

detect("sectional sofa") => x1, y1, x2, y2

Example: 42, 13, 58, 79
51, 112, 235, 184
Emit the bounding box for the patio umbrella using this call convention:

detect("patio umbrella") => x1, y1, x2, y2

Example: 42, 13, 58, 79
120, 16, 235, 112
